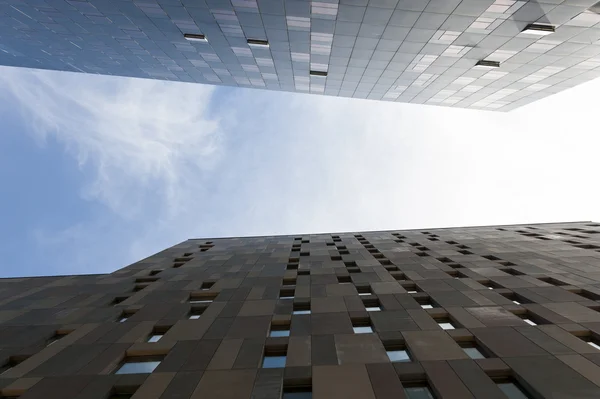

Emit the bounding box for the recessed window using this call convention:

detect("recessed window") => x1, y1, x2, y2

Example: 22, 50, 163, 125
293, 303, 311, 315
338, 276, 351, 284
460, 342, 486, 359
309, 70, 328, 77
357, 286, 371, 296
262, 350, 287, 368
363, 299, 382, 312
521, 23, 555, 36
387, 348, 411, 363
114, 358, 162, 374
147, 326, 170, 342
247, 38, 269, 47
113, 296, 128, 305
474, 60, 500, 69
403, 383, 435, 399
437, 319, 456, 330
118, 311, 135, 323
46, 332, 67, 346
189, 293, 216, 304
201, 282, 214, 290
520, 316, 537, 326
421, 304, 434, 309
496, 379, 532, 399
0, 358, 20, 375
352, 319, 373, 334
189, 308, 204, 319
280, 289, 295, 300
147, 334, 163, 343
184, 33, 207, 42
282, 386, 312, 399
366, 306, 381, 312
270, 324, 291, 337
583, 336, 600, 350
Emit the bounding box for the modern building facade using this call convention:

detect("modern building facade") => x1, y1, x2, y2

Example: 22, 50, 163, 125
2, 0, 600, 111
3, 222, 600, 397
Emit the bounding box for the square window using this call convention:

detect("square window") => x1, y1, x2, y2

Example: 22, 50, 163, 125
114, 358, 162, 375
387, 349, 411, 362
262, 354, 287, 368
404, 384, 435, 399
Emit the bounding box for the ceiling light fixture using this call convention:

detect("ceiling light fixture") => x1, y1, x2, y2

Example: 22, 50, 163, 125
184, 33, 207, 42
521, 23, 555, 36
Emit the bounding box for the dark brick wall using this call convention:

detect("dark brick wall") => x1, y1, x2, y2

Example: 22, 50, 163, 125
2, 222, 600, 398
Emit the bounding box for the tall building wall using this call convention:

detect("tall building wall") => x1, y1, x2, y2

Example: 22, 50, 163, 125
2, 221, 600, 398
2, 0, 600, 111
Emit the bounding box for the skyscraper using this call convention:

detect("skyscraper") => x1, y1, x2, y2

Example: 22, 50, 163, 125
2, 222, 600, 398
2, 0, 600, 111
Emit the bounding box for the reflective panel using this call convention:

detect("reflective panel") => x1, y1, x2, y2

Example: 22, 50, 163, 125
262, 355, 286, 368
387, 349, 411, 362
462, 346, 485, 359
353, 326, 373, 334
147, 334, 162, 343
404, 385, 435, 399
115, 360, 161, 375
366, 306, 381, 312
497, 382, 531, 399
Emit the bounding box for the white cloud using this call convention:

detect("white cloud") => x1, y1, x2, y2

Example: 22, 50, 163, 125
2, 65, 600, 275
0, 67, 221, 220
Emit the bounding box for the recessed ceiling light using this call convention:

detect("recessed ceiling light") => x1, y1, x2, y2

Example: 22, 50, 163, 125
309, 70, 328, 77
521, 23, 555, 36
474, 60, 500, 69
184, 33, 207, 42
247, 39, 269, 47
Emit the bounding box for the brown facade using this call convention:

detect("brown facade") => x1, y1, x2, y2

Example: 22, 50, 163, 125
3, 222, 600, 398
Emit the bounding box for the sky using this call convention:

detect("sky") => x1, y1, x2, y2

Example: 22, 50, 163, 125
1, 65, 599, 277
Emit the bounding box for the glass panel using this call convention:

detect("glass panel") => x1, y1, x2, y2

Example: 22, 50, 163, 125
387, 350, 410, 362
462, 346, 485, 359
353, 326, 373, 334
438, 322, 455, 330
293, 310, 311, 315
115, 360, 161, 374
421, 304, 433, 309
587, 340, 600, 350
270, 329, 290, 337
404, 386, 435, 399
189, 315, 201, 319
147, 334, 162, 343
522, 318, 536, 326
282, 390, 312, 399
366, 306, 381, 312
262, 355, 286, 368
497, 382, 530, 399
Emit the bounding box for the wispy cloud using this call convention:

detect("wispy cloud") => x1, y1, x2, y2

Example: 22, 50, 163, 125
0, 67, 221, 220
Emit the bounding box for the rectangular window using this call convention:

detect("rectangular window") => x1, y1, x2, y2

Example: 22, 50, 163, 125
584, 337, 600, 350
460, 342, 486, 359
293, 303, 311, 315
147, 334, 163, 343
118, 311, 135, 323
282, 386, 312, 399
189, 308, 204, 319
436, 319, 456, 330
387, 348, 411, 363
496, 379, 532, 399
262, 348, 287, 368
353, 325, 373, 334
280, 289, 295, 300
270, 324, 291, 337
114, 358, 162, 374
356, 286, 371, 296
404, 384, 435, 399
521, 317, 537, 326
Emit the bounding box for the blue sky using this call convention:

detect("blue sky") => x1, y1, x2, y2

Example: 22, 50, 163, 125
1, 65, 600, 277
